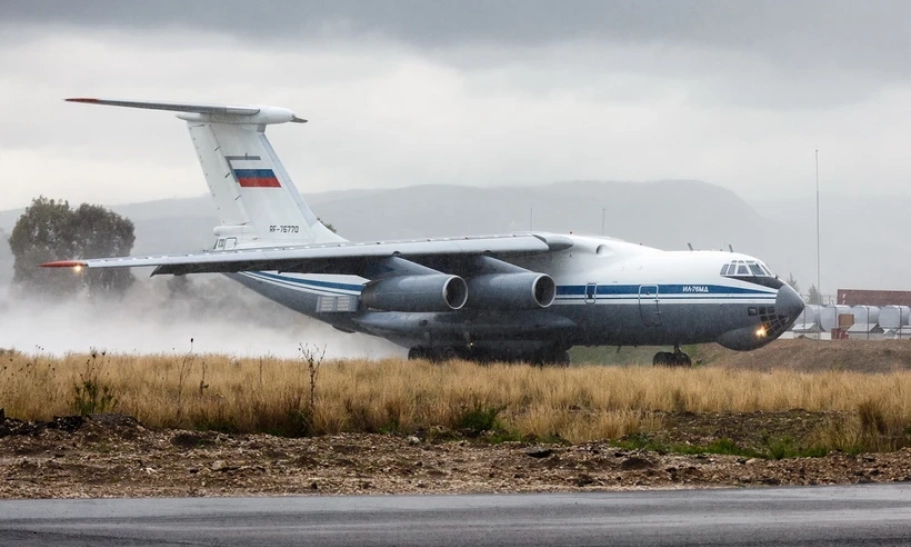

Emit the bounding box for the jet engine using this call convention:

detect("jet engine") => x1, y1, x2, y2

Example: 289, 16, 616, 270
466, 273, 556, 310
360, 274, 468, 312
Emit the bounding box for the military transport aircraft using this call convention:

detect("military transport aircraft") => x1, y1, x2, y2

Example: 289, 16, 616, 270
43, 99, 804, 366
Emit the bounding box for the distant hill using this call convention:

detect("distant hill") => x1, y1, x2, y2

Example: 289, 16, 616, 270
1, 180, 902, 295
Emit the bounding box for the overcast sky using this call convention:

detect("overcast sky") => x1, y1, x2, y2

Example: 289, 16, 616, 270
2, 0, 910, 209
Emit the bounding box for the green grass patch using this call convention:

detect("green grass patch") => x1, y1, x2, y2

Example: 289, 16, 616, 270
614, 433, 832, 460
456, 403, 503, 435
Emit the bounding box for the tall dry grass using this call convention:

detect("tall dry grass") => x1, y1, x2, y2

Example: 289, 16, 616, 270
2, 349, 911, 451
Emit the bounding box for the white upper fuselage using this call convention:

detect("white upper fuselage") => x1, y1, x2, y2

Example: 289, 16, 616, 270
257, 233, 777, 303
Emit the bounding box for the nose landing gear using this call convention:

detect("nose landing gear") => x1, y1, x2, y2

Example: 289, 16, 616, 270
653, 345, 692, 367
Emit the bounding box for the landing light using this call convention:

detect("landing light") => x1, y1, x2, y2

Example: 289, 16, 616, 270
755, 326, 767, 338
74, 265, 83, 273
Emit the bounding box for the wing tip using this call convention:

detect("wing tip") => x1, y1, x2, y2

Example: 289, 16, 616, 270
40, 260, 87, 268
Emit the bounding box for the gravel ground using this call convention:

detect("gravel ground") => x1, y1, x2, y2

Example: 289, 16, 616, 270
3, 413, 911, 499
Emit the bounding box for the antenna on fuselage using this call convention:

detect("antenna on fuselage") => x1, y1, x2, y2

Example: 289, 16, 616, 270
728, 244, 734, 252
687, 243, 693, 251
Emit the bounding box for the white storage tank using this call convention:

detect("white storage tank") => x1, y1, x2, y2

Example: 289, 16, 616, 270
879, 305, 911, 331
819, 305, 852, 332
847, 305, 882, 336
791, 304, 821, 332
850, 306, 880, 328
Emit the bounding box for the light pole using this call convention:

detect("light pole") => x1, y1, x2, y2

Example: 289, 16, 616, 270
816, 149, 821, 305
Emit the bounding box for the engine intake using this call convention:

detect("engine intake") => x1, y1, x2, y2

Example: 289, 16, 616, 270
361, 274, 468, 312
466, 273, 556, 310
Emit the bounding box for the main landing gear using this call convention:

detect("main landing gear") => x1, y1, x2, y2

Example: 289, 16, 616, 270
408, 347, 457, 362
407, 346, 570, 367
653, 345, 692, 367
530, 347, 571, 368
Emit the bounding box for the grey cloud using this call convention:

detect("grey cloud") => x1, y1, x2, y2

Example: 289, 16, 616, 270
3, 0, 911, 80
2, 0, 910, 209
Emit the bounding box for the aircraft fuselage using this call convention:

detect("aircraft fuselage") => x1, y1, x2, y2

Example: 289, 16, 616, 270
229, 234, 803, 360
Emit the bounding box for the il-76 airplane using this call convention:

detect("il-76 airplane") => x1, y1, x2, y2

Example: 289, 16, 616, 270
44, 98, 804, 366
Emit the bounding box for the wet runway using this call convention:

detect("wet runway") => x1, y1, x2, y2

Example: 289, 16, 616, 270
2, 484, 911, 546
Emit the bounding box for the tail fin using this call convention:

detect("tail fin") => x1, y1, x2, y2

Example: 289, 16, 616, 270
66, 98, 344, 248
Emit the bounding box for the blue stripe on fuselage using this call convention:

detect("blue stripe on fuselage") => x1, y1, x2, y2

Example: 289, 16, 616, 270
556, 284, 773, 296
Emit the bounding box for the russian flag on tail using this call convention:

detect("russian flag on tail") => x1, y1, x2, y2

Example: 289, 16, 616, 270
234, 168, 281, 188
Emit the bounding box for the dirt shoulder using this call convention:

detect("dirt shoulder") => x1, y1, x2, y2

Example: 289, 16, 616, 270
704, 338, 911, 372
3, 413, 911, 499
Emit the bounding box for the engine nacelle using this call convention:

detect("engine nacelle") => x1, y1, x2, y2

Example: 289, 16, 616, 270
466, 273, 556, 310
360, 275, 468, 312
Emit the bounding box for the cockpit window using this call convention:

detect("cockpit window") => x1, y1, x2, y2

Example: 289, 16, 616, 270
721, 259, 776, 278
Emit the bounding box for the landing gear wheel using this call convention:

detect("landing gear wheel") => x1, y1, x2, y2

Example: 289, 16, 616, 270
653, 348, 693, 367
672, 345, 692, 367
422, 347, 460, 363
552, 350, 571, 367
439, 347, 459, 362
408, 347, 426, 360
531, 347, 571, 367
673, 351, 692, 367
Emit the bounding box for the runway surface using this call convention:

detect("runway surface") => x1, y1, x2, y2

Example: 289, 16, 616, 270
2, 484, 911, 546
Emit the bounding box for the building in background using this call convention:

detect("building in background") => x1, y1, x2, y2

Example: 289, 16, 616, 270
837, 289, 911, 307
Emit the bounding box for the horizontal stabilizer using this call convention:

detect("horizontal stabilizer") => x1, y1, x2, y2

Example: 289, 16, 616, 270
65, 98, 307, 124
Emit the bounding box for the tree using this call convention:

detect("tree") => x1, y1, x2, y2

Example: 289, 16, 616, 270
8, 196, 136, 296
71, 203, 135, 294
786, 273, 800, 295
318, 217, 337, 233
0, 228, 10, 258
807, 284, 823, 305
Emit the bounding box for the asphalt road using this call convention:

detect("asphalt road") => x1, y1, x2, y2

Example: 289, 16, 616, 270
2, 484, 910, 546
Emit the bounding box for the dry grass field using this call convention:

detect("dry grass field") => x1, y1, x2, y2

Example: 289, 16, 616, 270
2, 344, 911, 456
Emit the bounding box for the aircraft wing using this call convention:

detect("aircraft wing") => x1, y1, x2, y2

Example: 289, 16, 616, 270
41, 233, 573, 277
